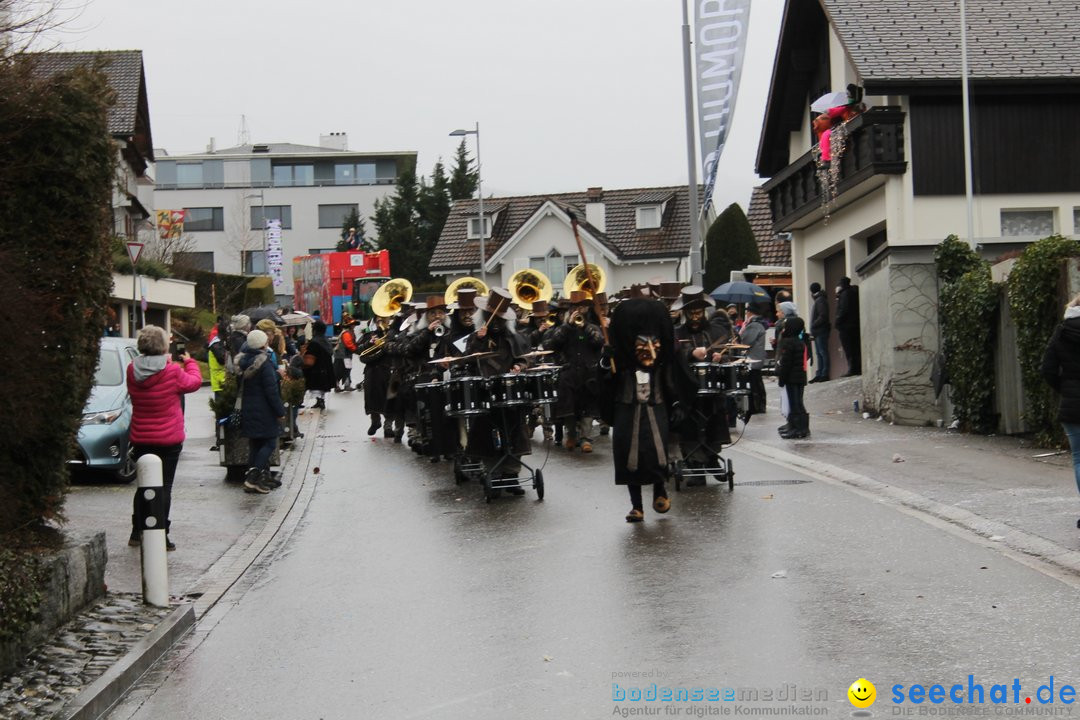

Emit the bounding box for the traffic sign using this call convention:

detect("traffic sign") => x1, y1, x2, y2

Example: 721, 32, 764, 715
126, 242, 144, 265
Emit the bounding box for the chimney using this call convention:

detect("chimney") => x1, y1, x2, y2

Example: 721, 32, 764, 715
319, 132, 348, 151
585, 187, 606, 233
206, 137, 216, 153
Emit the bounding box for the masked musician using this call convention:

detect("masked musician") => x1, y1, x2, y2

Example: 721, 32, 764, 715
670, 285, 733, 483
464, 288, 531, 490
605, 297, 677, 522
545, 291, 604, 453
357, 316, 392, 436
438, 289, 477, 360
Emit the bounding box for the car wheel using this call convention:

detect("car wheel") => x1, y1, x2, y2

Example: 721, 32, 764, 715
115, 445, 137, 483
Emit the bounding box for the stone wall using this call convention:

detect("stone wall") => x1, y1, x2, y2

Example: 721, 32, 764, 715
0, 532, 107, 675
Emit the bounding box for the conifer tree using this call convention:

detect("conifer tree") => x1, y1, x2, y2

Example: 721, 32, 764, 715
704, 203, 760, 292
448, 139, 478, 201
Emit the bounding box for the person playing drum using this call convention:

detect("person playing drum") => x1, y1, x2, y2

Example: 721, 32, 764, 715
671, 285, 733, 484
463, 288, 532, 492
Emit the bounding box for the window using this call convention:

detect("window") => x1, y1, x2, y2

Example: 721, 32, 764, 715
1001, 209, 1054, 237
172, 251, 214, 271
250, 205, 292, 230
272, 164, 314, 187
308, 248, 337, 255
636, 205, 662, 230
242, 250, 267, 275
334, 162, 377, 185
318, 203, 358, 229
529, 250, 578, 287
1073, 207, 1080, 235
176, 163, 203, 188
183, 207, 224, 232
468, 216, 492, 239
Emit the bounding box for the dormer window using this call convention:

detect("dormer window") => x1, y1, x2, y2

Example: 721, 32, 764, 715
467, 216, 492, 240
636, 205, 662, 230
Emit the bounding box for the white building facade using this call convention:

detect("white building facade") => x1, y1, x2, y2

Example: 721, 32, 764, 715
152, 135, 416, 295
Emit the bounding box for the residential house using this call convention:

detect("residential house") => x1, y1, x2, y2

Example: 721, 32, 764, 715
430, 186, 695, 294
32, 50, 193, 335
153, 136, 416, 292
756, 0, 1080, 424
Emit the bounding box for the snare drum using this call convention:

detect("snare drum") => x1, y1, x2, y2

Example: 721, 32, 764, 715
690, 362, 724, 395
446, 376, 489, 417
719, 362, 751, 396
414, 381, 446, 417
487, 373, 533, 408
524, 368, 559, 404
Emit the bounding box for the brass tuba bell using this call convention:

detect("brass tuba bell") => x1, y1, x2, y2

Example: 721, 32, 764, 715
509, 268, 553, 308
371, 278, 414, 318
563, 263, 606, 298
445, 276, 489, 306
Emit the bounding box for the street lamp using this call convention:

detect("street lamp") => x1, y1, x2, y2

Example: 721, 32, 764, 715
244, 190, 266, 275
449, 123, 486, 285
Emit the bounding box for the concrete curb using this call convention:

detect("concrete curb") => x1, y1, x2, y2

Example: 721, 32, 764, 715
61, 603, 195, 720
737, 439, 1080, 580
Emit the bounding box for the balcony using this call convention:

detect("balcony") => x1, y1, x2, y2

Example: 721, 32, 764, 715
762, 106, 907, 231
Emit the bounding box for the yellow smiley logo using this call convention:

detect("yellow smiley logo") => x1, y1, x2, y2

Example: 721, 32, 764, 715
848, 678, 876, 708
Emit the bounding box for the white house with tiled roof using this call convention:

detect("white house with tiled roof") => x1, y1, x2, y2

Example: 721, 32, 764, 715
429, 186, 697, 294
757, 0, 1080, 425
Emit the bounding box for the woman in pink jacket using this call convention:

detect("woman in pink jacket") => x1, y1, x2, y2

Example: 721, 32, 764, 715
126, 325, 203, 550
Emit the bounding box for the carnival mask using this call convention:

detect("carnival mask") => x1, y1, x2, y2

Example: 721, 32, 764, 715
634, 335, 661, 368
687, 307, 706, 330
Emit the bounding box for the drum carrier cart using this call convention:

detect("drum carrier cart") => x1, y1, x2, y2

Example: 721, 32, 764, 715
672, 359, 754, 491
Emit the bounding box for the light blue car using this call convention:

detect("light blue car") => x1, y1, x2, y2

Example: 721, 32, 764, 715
71, 337, 140, 482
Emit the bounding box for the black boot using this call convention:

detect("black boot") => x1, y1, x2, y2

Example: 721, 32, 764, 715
367, 413, 382, 436
243, 467, 269, 494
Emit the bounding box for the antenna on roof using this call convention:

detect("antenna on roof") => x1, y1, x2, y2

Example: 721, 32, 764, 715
237, 114, 250, 146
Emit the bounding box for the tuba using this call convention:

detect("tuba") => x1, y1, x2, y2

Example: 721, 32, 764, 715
563, 263, 606, 298
445, 276, 489, 305
509, 268, 553, 308
371, 278, 414, 318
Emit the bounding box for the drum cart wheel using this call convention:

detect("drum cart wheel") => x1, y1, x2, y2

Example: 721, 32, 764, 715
533, 469, 544, 500
673, 465, 684, 492
726, 458, 735, 491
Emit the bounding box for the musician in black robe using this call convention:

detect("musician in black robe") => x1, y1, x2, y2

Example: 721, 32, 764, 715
464, 288, 531, 490
546, 291, 604, 453
356, 316, 392, 436
671, 286, 733, 484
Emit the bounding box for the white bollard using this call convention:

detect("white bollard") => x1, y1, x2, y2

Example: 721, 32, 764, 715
136, 454, 169, 607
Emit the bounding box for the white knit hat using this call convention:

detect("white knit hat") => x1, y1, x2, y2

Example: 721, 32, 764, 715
246, 329, 268, 350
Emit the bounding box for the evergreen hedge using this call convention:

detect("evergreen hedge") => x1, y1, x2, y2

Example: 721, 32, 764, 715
704, 203, 760, 292
0, 57, 116, 533
1005, 235, 1080, 446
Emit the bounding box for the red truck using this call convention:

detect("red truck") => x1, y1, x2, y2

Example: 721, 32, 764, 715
292, 250, 391, 324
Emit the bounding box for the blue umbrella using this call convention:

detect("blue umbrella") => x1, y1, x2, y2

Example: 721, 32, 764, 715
709, 281, 770, 304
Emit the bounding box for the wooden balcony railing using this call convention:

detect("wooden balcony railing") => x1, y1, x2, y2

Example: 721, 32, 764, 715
762, 106, 907, 230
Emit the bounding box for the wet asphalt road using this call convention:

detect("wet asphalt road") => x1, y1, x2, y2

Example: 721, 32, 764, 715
112, 390, 1080, 720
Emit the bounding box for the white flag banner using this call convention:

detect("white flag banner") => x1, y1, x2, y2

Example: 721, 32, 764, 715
266, 219, 285, 289
695, 0, 752, 212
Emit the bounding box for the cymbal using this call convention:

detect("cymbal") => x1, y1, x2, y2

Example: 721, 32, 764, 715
725, 343, 750, 349
516, 350, 554, 359
427, 351, 496, 364
526, 363, 562, 370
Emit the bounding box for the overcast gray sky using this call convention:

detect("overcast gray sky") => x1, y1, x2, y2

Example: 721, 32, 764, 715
48, 0, 783, 211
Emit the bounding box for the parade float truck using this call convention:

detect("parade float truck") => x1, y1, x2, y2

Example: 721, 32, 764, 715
292, 249, 391, 327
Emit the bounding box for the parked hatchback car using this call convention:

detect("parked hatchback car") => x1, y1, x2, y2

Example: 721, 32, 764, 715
70, 337, 140, 482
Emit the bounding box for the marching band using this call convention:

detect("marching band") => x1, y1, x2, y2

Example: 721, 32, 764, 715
344, 269, 765, 519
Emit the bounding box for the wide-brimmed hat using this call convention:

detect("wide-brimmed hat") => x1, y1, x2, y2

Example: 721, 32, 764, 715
452, 288, 477, 311
626, 284, 652, 300
659, 281, 684, 301
477, 287, 517, 321
530, 299, 551, 317
422, 294, 447, 311
569, 290, 592, 306
670, 285, 716, 313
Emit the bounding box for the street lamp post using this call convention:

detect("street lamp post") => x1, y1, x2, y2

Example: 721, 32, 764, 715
449, 123, 485, 285
245, 190, 266, 275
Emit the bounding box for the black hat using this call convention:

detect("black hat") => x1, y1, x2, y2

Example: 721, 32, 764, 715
669, 285, 715, 313
810, 282, 822, 294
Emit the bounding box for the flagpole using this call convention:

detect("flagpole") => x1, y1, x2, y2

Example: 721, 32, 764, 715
960, 0, 976, 250
682, 0, 703, 286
